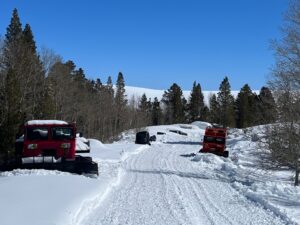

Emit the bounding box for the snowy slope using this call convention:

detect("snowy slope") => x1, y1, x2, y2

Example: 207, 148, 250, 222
123, 86, 244, 105
0, 123, 299, 225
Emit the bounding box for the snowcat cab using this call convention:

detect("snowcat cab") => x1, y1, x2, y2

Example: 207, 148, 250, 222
1, 120, 98, 175
199, 126, 229, 157
21, 121, 76, 159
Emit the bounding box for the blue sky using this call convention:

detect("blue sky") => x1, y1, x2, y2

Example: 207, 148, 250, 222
0, 0, 288, 90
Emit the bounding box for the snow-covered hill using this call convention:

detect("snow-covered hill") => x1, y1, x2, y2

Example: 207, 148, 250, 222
123, 86, 243, 105
0, 123, 299, 225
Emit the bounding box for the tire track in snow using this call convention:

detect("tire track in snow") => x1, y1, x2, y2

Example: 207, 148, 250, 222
163, 144, 220, 225
73, 145, 148, 225
80, 141, 286, 225
160, 143, 286, 225
81, 145, 181, 225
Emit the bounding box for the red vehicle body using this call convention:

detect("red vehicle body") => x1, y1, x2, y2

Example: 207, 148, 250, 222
5, 120, 99, 175
21, 120, 76, 160
200, 126, 229, 157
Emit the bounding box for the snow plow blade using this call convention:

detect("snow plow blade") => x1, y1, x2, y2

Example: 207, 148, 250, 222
0, 156, 98, 176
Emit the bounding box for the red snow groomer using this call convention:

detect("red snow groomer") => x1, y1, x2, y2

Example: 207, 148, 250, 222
1, 120, 98, 175
199, 126, 228, 157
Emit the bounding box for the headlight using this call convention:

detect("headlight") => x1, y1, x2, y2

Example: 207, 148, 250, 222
28, 144, 38, 150
61, 143, 71, 149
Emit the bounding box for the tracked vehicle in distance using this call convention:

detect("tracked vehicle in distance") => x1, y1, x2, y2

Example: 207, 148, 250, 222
199, 125, 228, 158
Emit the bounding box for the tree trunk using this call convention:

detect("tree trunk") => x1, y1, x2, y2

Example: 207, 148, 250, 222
295, 168, 299, 186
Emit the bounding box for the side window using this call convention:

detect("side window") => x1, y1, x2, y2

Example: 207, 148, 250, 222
52, 127, 74, 140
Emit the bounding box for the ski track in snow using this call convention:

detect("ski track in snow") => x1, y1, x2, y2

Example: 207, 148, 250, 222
80, 142, 286, 225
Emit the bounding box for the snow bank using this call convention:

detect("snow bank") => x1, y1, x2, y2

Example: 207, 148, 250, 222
191, 121, 212, 130
76, 137, 90, 151
191, 126, 300, 224
0, 137, 148, 225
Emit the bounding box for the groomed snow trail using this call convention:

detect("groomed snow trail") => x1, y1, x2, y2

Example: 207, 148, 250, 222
81, 142, 285, 225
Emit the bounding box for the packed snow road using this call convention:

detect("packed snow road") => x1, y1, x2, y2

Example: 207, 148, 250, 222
0, 124, 297, 225
81, 140, 285, 225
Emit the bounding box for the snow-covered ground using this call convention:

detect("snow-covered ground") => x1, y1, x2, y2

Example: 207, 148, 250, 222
0, 122, 299, 225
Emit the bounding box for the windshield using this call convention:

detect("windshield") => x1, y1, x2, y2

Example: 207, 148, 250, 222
204, 136, 225, 144
52, 127, 74, 140
204, 136, 215, 143
215, 137, 225, 144
26, 127, 49, 140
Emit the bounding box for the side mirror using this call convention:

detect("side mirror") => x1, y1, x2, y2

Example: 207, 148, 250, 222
76, 132, 83, 138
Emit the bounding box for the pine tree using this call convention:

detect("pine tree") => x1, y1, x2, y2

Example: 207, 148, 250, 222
137, 93, 152, 127
0, 68, 22, 161
152, 97, 163, 125
22, 23, 45, 119
22, 24, 36, 52
96, 78, 102, 88
139, 94, 148, 113
235, 84, 255, 128
36, 81, 55, 119
257, 87, 277, 124
3, 8, 23, 72
208, 93, 220, 124
162, 83, 185, 124
217, 77, 235, 127
188, 81, 205, 122
0, 9, 24, 161
106, 76, 114, 101
4, 9, 22, 55
114, 72, 128, 134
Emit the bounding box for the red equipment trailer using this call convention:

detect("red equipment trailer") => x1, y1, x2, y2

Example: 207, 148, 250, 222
1, 120, 98, 175
199, 126, 229, 157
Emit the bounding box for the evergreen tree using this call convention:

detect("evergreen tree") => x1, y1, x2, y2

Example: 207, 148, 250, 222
139, 93, 148, 113
182, 96, 189, 123
96, 78, 102, 88
208, 93, 220, 124
217, 77, 235, 127
188, 81, 205, 122
22, 24, 36, 52
22, 23, 45, 119
235, 84, 255, 128
0, 68, 22, 161
152, 97, 163, 125
162, 83, 185, 124
257, 87, 277, 124
0, 9, 24, 161
36, 81, 55, 119
137, 93, 152, 127
114, 72, 128, 134
4, 9, 22, 57
106, 76, 114, 101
